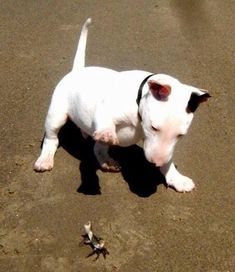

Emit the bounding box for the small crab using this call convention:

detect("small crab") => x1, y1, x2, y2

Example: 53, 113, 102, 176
82, 221, 109, 260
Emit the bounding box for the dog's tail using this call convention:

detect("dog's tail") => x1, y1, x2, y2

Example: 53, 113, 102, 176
72, 18, 92, 72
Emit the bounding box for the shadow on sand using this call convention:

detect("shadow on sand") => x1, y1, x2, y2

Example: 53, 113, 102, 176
58, 121, 165, 197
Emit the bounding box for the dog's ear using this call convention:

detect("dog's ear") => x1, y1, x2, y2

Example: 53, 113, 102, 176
148, 79, 171, 100
187, 91, 211, 113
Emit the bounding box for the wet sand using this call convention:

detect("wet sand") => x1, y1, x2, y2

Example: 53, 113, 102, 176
0, 1, 234, 271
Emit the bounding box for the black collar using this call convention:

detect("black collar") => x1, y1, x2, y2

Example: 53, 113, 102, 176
136, 73, 155, 106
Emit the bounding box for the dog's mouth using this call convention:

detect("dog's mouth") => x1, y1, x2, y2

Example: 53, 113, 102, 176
149, 157, 170, 167
143, 137, 174, 167
143, 148, 170, 167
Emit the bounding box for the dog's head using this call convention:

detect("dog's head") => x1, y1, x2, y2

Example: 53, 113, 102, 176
139, 74, 210, 167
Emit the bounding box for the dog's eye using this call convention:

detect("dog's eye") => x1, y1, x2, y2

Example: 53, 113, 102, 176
151, 125, 160, 132
177, 134, 184, 139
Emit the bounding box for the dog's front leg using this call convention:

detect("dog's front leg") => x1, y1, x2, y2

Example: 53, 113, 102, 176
92, 101, 119, 145
160, 160, 195, 192
93, 124, 119, 145
94, 142, 121, 172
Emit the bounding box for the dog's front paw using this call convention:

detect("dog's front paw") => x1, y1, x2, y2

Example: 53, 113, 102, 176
166, 174, 195, 193
101, 158, 121, 172
34, 156, 54, 172
93, 129, 119, 145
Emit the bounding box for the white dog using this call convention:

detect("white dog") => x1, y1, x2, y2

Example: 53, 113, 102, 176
34, 18, 210, 192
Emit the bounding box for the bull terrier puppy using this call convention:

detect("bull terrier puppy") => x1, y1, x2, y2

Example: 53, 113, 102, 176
34, 18, 210, 192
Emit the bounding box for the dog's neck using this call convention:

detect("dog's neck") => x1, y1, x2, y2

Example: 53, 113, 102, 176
136, 73, 155, 106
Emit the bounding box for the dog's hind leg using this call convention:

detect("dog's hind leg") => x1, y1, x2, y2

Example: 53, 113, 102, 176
34, 90, 68, 172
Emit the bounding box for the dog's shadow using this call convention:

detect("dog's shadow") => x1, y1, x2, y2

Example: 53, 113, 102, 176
58, 121, 165, 197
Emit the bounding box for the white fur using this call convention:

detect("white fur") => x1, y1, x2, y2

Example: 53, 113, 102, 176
34, 18, 209, 192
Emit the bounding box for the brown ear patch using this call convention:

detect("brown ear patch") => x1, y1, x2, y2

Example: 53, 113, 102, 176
148, 80, 171, 100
